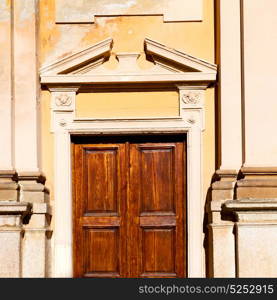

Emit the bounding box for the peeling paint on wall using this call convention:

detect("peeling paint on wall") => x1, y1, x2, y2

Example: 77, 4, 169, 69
0, 0, 11, 22
43, 25, 92, 65
39, 0, 214, 67
17, 0, 35, 22
56, 0, 203, 23
103, 0, 137, 10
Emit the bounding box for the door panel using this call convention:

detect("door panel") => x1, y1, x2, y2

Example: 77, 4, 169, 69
142, 228, 176, 276
73, 143, 127, 278
73, 136, 186, 278
129, 142, 186, 278
139, 145, 175, 212
85, 147, 119, 214
83, 228, 120, 277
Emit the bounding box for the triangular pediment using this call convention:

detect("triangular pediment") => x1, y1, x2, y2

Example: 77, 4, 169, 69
40, 37, 217, 85
40, 38, 113, 75
144, 38, 217, 73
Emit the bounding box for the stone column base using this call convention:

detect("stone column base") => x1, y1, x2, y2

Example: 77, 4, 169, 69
0, 202, 30, 277
223, 198, 277, 277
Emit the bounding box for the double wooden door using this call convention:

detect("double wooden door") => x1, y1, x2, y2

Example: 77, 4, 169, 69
73, 135, 186, 278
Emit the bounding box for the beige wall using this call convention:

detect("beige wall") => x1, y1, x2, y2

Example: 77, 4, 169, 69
242, 0, 277, 166
76, 91, 179, 118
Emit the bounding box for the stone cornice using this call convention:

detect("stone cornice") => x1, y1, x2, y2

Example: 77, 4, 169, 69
144, 38, 217, 73
0, 202, 31, 215
223, 199, 277, 212
40, 37, 217, 87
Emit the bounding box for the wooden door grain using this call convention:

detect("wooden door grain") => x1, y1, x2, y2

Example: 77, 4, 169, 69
73, 143, 128, 277
129, 141, 186, 277
73, 136, 186, 278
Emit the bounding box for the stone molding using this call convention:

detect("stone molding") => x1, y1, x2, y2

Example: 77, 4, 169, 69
145, 38, 217, 73
0, 202, 30, 215
40, 37, 217, 86
237, 167, 277, 199
0, 171, 19, 202
210, 167, 277, 205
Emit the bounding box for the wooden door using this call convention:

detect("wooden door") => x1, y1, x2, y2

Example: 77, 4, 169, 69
73, 136, 186, 278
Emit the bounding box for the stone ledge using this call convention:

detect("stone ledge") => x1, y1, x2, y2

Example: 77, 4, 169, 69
215, 169, 238, 178
0, 170, 16, 179
17, 172, 46, 184
241, 167, 277, 175
212, 181, 236, 190
0, 202, 31, 215
222, 199, 277, 223
237, 179, 277, 187
223, 199, 277, 211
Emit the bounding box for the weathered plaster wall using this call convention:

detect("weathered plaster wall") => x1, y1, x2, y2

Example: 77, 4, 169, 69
39, 0, 213, 66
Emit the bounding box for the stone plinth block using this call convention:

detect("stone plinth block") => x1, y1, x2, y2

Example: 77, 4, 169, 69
208, 223, 236, 278
223, 198, 277, 277
0, 230, 22, 277
0, 202, 30, 278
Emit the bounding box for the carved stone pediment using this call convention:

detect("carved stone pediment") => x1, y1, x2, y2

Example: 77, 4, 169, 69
40, 37, 217, 86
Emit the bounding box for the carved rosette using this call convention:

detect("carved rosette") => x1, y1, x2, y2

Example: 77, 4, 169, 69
55, 93, 72, 107
182, 91, 200, 105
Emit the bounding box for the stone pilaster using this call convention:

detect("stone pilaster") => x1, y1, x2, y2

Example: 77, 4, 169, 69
22, 203, 51, 277
207, 169, 238, 277
17, 172, 51, 277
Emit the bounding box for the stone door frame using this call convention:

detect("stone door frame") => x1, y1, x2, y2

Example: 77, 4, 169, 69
40, 37, 217, 277
48, 85, 206, 277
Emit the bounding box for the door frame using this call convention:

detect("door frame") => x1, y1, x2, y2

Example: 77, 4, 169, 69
49, 85, 206, 278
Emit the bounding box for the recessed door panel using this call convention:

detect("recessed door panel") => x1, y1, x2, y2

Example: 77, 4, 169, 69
139, 146, 175, 213
84, 147, 119, 214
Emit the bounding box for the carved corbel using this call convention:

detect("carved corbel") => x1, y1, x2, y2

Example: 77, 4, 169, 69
48, 87, 80, 132
176, 85, 206, 131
